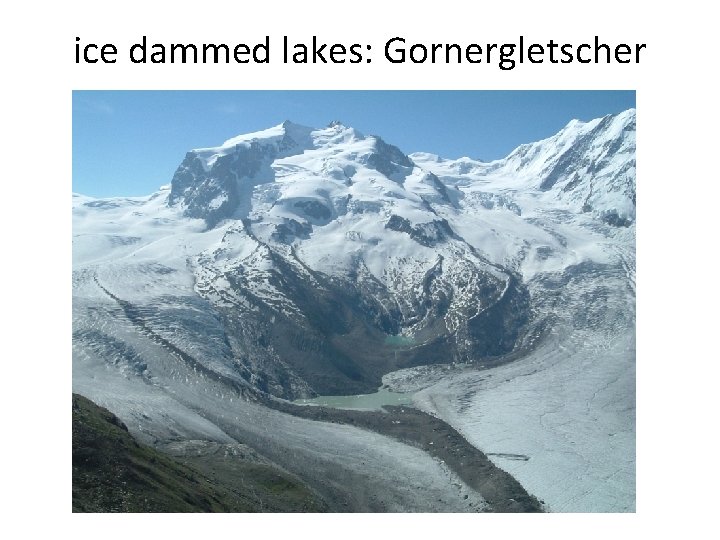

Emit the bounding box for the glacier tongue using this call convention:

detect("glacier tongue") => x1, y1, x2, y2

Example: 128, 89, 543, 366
73, 109, 635, 512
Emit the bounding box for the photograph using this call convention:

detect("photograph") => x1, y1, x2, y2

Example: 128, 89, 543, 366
72, 90, 636, 513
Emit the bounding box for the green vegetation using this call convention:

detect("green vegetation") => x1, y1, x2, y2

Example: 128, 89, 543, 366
72, 393, 326, 512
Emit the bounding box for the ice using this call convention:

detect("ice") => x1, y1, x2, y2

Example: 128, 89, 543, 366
73, 109, 635, 512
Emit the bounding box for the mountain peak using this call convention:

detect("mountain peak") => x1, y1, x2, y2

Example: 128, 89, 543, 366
280, 119, 314, 132
197, 121, 314, 154
327, 120, 346, 128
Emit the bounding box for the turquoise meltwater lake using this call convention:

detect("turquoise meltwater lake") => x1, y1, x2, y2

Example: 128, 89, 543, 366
294, 387, 413, 411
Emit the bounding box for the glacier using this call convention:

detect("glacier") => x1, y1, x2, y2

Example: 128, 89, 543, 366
73, 110, 635, 511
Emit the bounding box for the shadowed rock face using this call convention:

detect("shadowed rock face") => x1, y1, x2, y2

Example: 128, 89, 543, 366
168, 143, 277, 228
168, 123, 313, 228
385, 215, 455, 247
363, 137, 414, 180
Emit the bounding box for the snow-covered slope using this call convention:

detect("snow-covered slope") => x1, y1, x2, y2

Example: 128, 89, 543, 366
73, 110, 635, 512
412, 108, 636, 226
400, 111, 636, 511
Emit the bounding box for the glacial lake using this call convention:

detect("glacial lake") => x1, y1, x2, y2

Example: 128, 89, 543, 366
384, 334, 415, 347
294, 387, 414, 411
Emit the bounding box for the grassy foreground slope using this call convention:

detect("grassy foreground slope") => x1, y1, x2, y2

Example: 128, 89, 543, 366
72, 393, 326, 512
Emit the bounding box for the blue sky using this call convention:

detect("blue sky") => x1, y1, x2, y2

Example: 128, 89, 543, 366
73, 90, 635, 197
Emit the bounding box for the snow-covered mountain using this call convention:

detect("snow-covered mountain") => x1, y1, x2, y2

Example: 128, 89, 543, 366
412, 108, 636, 226
73, 110, 636, 512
